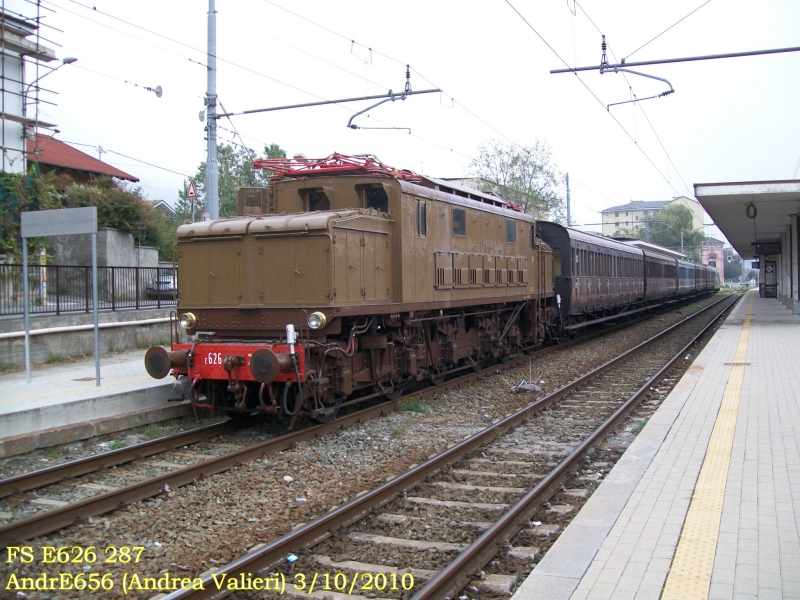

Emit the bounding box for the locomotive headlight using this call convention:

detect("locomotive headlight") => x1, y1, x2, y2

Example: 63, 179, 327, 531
178, 312, 197, 329
307, 311, 327, 329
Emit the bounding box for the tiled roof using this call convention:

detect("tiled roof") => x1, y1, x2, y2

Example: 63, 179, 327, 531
26, 135, 139, 181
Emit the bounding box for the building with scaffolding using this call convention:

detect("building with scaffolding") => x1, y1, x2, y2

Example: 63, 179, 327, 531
1, 5, 58, 173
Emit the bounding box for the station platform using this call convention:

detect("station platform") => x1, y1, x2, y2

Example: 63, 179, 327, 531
515, 290, 800, 600
0, 349, 189, 457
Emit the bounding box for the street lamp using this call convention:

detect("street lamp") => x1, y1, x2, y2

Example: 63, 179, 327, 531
23, 56, 78, 117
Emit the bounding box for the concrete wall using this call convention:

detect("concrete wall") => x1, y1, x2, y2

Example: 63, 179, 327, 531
50, 228, 158, 268
0, 308, 189, 367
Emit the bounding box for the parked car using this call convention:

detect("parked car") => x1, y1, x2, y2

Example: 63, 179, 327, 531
147, 271, 177, 300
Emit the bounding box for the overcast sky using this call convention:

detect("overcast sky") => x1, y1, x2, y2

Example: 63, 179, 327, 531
9, 0, 800, 243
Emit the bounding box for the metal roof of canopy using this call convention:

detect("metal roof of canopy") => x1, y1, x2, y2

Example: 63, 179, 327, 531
694, 180, 800, 258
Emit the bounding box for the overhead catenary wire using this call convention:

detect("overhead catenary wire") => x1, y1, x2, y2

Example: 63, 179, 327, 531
259, 0, 527, 151
625, 0, 714, 61
55, 139, 193, 177
217, 12, 392, 93
44, 0, 476, 163
504, 0, 682, 197
72, 65, 159, 94
573, 1, 691, 196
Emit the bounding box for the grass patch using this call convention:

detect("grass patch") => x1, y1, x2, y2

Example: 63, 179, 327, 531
42, 446, 60, 459
138, 424, 167, 440
680, 303, 700, 314
398, 397, 430, 414
0, 362, 21, 374
108, 440, 127, 450
632, 418, 649, 436
386, 417, 411, 437
45, 354, 62, 364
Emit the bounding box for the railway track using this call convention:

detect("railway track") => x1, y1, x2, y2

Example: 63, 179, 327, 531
152, 292, 738, 600
0, 293, 727, 550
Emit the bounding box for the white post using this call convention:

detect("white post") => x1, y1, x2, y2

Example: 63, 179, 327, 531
23, 242, 31, 383
92, 232, 100, 386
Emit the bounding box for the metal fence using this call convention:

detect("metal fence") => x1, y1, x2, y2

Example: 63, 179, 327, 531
0, 264, 178, 316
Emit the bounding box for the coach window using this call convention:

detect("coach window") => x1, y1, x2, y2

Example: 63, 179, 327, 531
506, 220, 516, 244
415, 200, 427, 236
305, 189, 331, 211
452, 207, 466, 236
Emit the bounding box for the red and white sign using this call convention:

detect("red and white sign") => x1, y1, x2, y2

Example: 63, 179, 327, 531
727, 255, 732, 263
186, 180, 197, 199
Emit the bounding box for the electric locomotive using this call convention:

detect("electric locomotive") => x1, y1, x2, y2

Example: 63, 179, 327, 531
145, 154, 556, 422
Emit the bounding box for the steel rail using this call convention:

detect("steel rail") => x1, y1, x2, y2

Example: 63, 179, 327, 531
159, 294, 736, 600
0, 292, 727, 547
412, 293, 739, 599
0, 332, 559, 548
0, 420, 236, 498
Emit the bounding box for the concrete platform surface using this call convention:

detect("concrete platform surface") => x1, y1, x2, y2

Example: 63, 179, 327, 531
514, 291, 800, 600
0, 349, 185, 443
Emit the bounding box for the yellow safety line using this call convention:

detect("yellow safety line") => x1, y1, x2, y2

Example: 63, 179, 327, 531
661, 293, 754, 600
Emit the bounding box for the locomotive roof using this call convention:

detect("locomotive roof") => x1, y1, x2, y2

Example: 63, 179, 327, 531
399, 180, 535, 222
176, 209, 365, 239
416, 176, 522, 211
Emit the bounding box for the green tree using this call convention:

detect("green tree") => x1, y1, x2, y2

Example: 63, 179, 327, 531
724, 253, 742, 282
0, 170, 62, 258
470, 140, 566, 222
176, 142, 286, 221
63, 178, 176, 260
638, 203, 705, 261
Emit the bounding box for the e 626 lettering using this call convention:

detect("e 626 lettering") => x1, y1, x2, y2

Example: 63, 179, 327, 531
7, 546, 145, 564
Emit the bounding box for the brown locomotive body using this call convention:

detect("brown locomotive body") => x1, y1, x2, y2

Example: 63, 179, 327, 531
146, 164, 555, 421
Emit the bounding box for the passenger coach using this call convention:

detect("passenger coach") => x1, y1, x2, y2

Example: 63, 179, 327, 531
537, 222, 718, 330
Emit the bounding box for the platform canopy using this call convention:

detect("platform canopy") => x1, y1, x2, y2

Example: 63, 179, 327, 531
694, 180, 800, 258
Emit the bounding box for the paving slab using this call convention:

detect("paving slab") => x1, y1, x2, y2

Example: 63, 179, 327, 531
513, 292, 800, 600
0, 348, 188, 453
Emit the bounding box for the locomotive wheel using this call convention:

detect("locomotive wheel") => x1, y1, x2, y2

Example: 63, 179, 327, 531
384, 380, 408, 401
311, 400, 341, 424
428, 369, 446, 386
226, 410, 254, 421
471, 358, 484, 372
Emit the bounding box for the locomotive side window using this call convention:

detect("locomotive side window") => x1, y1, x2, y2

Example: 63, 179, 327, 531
305, 189, 330, 211
529, 225, 534, 249
364, 186, 389, 213
415, 200, 427, 236
506, 220, 516, 244
452, 207, 466, 236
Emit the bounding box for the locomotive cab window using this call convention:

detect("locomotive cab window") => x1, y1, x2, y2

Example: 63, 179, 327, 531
415, 200, 427, 236
452, 207, 466, 236
304, 188, 330, 211
506, 220, 516, 244
361, 185, 389, 213
529, 225, 535, 249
